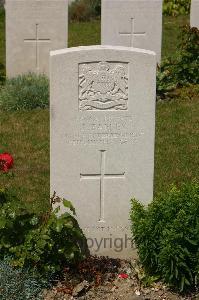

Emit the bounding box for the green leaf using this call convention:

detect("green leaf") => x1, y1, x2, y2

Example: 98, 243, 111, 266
185, 278, 191, 286
180, 276, 185, 292
0, 218, 6, 229
55, 219, 64, 232
29, 216, 39, 226
185, 237, 197, 246
63, 199, 76, 215
54, 206, 60, 214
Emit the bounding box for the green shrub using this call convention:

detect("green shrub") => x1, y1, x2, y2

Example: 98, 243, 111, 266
157, 26, 199, 99
173, 26, 199, 85
156, 58, 177, 99
0, 188, 86, 273
163, 0, 191, 16
0, 257, 49, 300
131, 181, 199, 292
0, 73, 49, 111
69, 0, 101, 21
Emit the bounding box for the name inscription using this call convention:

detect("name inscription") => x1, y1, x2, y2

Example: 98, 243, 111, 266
66, 115, 144, 145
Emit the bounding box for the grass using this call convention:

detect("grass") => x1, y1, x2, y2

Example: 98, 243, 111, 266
0, 9, 197, 212
69, 20, 100, 47
154, 86, 199, 195
0, 109, 50, 213
162, 15, 189, 57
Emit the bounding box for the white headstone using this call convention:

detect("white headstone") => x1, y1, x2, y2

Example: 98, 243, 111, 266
50, 45, 156, 258
101, 0, 163, 63
191, 0, 199, 28
6, 0, 68, 77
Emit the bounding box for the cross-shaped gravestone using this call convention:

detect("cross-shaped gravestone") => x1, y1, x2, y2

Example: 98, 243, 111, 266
119, 18, 146, 47
24, 23, 51, 72
80, 150, 125, 223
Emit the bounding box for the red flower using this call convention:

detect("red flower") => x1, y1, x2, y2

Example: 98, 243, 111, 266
118, 273, 129, 279
0, 153, 14, 172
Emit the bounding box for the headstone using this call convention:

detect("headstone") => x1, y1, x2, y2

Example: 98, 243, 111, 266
191, 0, 199, 28
50, 45, 156, 258
6, 0, 68, 77
101, 0, 163, 63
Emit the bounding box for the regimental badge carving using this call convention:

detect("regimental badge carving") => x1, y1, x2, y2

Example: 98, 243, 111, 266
79, 61, 128, 111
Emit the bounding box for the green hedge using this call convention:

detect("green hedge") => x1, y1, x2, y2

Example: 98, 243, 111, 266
163, 0, 191, 16
131, 181, 199, 292
157, 26, 199, 99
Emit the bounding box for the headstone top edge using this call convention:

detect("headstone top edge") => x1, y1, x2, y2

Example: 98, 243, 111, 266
50, 45, 156, 57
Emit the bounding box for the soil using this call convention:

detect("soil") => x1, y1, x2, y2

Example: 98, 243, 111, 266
43, 257, 198, 300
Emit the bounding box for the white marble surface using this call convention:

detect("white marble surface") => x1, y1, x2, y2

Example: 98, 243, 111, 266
191, 0, 199, 28
101, 0, 163, 63
6, 0, 68, 77
50, 45, 156, 258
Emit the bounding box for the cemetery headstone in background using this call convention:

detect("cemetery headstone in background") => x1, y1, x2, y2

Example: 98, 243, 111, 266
6, 0, 68, 77
101, 0, 163, 63
50, 45, 156, 258
190, 0, 199, 28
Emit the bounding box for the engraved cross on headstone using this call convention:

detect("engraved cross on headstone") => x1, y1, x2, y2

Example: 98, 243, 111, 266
24, 23, 51, 72
119, 18, 146, 47
80, 150, 125, 223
